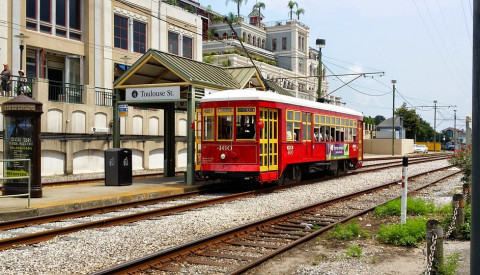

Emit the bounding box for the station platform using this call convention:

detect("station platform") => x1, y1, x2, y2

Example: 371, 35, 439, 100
0, 176, 210, 221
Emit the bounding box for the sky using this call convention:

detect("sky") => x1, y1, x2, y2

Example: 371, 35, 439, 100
200, 0, 473, 132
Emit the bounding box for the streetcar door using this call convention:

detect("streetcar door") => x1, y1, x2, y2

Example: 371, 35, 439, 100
195, 108, 202, 171
259, 108, 278, 172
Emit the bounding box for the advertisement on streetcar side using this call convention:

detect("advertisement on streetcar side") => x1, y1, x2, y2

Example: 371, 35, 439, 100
326, 143, 350, 160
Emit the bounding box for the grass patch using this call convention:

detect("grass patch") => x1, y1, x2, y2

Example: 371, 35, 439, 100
346, 244, 362, 258
328, 219, 369, 240
437, 253, 460, 275
376, 218, 426, 246
375, 198, 435, 217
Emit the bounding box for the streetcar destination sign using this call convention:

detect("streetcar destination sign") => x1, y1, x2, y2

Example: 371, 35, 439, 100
126, 86, 180, 101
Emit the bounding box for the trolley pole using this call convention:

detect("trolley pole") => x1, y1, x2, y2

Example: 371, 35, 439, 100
471, 0, 480, 273
401, 156, 408, 224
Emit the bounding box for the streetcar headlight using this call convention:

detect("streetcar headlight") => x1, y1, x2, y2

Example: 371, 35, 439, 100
220, 153, 226, 160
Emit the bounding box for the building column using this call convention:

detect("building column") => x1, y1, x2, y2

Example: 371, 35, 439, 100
186, 85, 195, 185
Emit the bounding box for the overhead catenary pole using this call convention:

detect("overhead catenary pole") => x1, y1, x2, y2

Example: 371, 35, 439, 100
471, 0, 480, 273
434, 100, 437, 152
454, 109, 457, 149
392, 80, 396, 156
316, 39, 325, 101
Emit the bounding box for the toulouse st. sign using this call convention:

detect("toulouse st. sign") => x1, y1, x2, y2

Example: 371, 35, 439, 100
126, 86, 180, 101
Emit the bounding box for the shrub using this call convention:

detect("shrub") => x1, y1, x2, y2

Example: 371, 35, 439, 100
436, 253, 460, 275
376, 218, 426, 246
448, 143, 472, 183
328, 219, 369, 240
442, 203, 471, 240
375, 198, 435, 218
346, 244, 362, 258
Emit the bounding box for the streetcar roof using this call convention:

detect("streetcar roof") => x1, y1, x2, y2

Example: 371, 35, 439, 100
201, 89, 363, 118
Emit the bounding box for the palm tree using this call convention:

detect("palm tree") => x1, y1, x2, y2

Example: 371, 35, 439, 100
252, 1, 265, 25
226, 0, 248, 18
225, 12, 238, 24
287, 1, 298, 20
295, 8, 304, 20
253, 1, 265, 15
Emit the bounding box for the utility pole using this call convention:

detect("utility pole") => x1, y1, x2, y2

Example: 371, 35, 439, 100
316, 39, 325, 101
416, 102, 456, 152
392, 80, 396, 156
434, 100, 437, 152
454, 110, 457, 149
472, 1, 480, 272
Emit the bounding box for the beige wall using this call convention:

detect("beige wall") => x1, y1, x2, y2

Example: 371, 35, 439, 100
363, 139, 415, 156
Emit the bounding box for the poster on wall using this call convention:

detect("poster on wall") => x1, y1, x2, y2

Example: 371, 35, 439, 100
4, 116, 33, 182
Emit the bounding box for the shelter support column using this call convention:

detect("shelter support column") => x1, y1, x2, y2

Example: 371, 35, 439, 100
186, 85, 196, 185
112, 89, 120, 148
164, 103, 175, 177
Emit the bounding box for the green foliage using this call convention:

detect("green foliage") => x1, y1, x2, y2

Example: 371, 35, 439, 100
222, 59, 231, 67
165, 0, 177, 6
363, 116, 375, 125
377, 218, 426, 246
328, 219, 369, 240
374, 198, 435, 218
448, 143, 472, 183
374, 115, 385, 125
396, 103, 436, 141
202, 55, 215, 64
212, 15, 224, 23
442, 204, 471, 240
346, 244, 362, 258
436, 253, 460, 275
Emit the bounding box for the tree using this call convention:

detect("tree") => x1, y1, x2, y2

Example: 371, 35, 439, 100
395, 103, 436, 142
374, 115, 385, 125
225, 12, 238, 24
253, 1, 265, 25
287, 1, 298, 20
295, 8, 305, 20
226, 0, 247, 18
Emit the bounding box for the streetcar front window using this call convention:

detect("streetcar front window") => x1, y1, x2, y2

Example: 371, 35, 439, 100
217, 107, 234, 140
236, 107, 256, 140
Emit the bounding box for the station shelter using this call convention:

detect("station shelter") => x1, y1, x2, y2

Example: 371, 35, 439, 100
113, 49, 289, 185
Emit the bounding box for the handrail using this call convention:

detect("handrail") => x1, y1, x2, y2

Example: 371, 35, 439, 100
0, 159, 32, 208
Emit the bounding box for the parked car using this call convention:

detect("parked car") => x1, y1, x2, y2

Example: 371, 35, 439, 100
447, 144, 456, 151
413, 144, 428, 153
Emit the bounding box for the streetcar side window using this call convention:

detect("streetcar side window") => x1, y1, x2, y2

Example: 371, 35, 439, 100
303, 112, 312, 141
314, 114, 320, 141
217, 107, 234, 140
202, 108, 214, 141
286, 110, 301, 141
236, 107, 256, 140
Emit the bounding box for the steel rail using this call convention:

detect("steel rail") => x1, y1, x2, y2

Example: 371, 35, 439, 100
91, 166, 459, 274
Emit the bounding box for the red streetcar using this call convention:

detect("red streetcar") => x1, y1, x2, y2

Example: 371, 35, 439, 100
197, 89, 363, 185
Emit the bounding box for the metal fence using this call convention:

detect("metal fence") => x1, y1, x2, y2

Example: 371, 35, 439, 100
95, 87, 114, 107
1, 76, 34, 98
0, 159, 32, 208
48, 80, 84, 103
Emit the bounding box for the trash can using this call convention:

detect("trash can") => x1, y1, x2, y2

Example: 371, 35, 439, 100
104, 148, 132, 186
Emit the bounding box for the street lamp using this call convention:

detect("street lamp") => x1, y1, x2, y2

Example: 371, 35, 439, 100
316, 38, 325, 102
14, 33, 29, 71
391, 80, 397, 156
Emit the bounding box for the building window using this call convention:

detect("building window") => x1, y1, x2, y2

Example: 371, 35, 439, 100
168, 32, 179, 55
114, 15, 129, 50
282, 37, 287, 50
183, 36, 193, 59
27, 0, 82, 39
133, 21, 146, 53
272, 38, 277, 52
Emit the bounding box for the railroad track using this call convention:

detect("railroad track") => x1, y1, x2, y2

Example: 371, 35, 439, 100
359, 155, 447, 170
93, 165, 460, 274
0, 158, 450, 251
